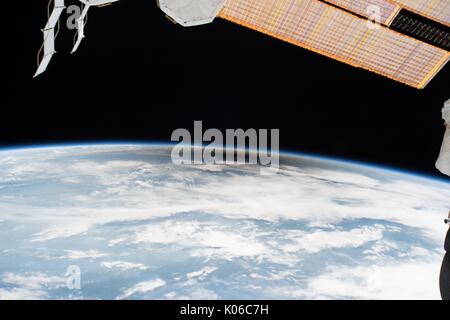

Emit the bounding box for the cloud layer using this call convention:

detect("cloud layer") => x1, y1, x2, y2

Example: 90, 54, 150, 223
0, 145, 448, 300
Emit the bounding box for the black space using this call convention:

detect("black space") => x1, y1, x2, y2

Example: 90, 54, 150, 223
6, 0, 450, 178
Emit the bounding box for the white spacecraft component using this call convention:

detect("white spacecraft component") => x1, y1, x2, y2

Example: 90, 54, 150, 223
157, 0, 225, 27
436, 100, 450, 177
72, 0, 120, 54
35, 0, 119, 77
34, 0, 66, 77
35, 0, 450, 89
35, 0, 226, 77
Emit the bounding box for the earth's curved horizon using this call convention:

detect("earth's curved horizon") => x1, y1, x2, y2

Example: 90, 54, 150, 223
0, 144, 449, 300
2, 142, 448, 183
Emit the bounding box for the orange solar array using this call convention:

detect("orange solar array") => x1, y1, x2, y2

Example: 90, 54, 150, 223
323, 0, 450, 27
219, 0, 450, 88
394, 0, 450, 27
324, 0, 401, 25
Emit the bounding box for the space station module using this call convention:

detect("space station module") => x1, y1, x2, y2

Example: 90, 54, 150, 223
436, 99, 450, 177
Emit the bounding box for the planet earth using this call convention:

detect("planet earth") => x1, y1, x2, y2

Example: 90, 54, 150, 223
0, 144, 449, 300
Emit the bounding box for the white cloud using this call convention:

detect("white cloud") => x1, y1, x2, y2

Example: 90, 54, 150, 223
301, 257, 442, 299
303, 168, 380, 187
0, 287, 48, 300
32, 224, 90, 242
192, 230, 268, 261
116, 279, 166, 300
399, 246, 432, 258
187, 267, 217, 280
59, 250, 108, 260
69, 160, 147, 187
281, 226, 384, 254
2, 151, 448, 246
129, 221, 278, 263
1, 146, 450, 299
133, 221, 202, 245
363, 239, 399, 260
0, 272, 66, 300
170, 288, 220, 300
101, 261, 148, 271
249, 270, 296, 281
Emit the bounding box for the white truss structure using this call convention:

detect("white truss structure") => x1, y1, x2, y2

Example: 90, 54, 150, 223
34, 0, 66, 77
35, 0, 119, 77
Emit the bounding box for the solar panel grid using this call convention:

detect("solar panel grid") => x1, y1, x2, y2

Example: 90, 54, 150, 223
323, 0, 398, 24
390, 11, 450, 50
394, 0, 450, 26
220, 0, 449, 88
329, 21, 422, 80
